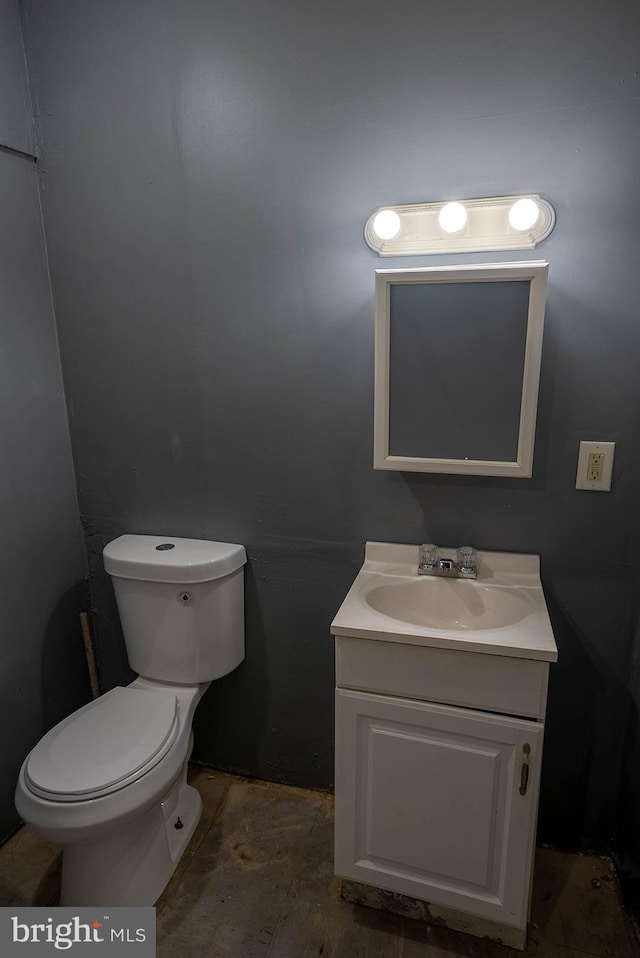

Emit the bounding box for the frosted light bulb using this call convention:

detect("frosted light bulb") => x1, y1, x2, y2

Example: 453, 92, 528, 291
438, 202, 467, 234
509, 198, 539, 231
372, 209, 401, 240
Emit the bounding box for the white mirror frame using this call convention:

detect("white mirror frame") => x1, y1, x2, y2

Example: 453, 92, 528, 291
374, 260, 549, 477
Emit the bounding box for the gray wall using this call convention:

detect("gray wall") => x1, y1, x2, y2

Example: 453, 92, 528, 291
0, 0, 33, 154
19, 0, 640, 854
0, 0, 88, 844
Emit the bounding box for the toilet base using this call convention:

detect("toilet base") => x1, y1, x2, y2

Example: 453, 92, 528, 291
59, 772, 202, 906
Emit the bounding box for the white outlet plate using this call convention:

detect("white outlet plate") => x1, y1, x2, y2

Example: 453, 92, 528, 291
575, 440, 615, 492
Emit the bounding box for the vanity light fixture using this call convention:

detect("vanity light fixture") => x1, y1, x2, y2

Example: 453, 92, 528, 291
365, 194, 555, 256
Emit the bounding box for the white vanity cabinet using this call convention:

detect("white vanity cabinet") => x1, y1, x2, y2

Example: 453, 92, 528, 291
331, 543, 557, 950
334, 638, 548, 946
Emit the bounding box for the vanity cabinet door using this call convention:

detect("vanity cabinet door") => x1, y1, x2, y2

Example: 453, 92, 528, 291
335, 689, 543, 929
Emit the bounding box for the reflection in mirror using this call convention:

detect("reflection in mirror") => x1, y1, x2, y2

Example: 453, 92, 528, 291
374, 262, 548, 477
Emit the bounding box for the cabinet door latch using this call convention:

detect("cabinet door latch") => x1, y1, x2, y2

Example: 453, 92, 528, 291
519, 743, 531, 795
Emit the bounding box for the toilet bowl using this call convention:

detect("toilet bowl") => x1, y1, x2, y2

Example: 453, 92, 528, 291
15, 534, 246, 906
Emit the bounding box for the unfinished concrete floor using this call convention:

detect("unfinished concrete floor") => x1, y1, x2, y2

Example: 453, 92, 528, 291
1, 766, 638, 957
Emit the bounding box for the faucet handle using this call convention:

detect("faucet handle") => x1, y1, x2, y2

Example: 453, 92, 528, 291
419, 543, 439, 569
456, 545, 478, 573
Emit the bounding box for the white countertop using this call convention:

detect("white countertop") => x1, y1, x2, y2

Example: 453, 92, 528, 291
330, 542, 558, 662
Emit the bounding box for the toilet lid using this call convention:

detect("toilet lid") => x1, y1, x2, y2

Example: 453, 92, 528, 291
25, 686, 179, 801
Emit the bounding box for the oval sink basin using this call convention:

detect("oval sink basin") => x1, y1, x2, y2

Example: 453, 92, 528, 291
365, 578, 532, 631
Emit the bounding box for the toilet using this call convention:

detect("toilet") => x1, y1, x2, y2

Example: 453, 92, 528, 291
15, 534, 246, 906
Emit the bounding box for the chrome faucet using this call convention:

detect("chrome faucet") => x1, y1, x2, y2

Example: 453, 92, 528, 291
418, 544, 478, 579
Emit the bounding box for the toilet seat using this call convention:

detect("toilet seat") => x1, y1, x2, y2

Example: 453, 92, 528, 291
24, 686, 179, 802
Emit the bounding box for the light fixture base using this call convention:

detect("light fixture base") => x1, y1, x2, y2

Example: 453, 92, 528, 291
365, 194, 555, 256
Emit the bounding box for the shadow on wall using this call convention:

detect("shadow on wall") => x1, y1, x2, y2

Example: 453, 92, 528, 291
537, 586, 602, 848
616, 608, 640, 920
39, 582, 93, 727
1, 581, 91, 842
617, 695, 640, 909
191, 537, 353, 789
539, 578, 633, 850
191, 560, 269, 779
88, 566, 136, 694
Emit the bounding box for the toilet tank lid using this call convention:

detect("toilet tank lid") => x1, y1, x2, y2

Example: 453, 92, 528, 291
104, 535, 247, 583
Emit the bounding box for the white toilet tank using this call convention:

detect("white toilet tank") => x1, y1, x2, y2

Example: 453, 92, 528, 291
103, 535, 247, 684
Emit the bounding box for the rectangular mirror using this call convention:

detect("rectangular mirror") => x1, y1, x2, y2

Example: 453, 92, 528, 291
374, 261, 548, 477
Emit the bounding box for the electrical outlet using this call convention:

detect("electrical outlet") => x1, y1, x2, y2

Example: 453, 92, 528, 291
576, 441, 615, 492
586, 452, 604, 482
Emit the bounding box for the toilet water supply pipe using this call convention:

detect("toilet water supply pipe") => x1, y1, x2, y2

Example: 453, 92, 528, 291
80, 612, 101, 699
